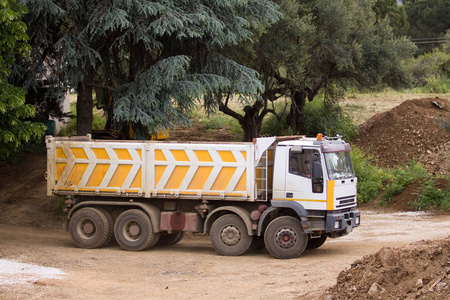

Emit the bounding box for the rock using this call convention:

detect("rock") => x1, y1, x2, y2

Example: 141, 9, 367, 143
415, 278, 423, 289
368, 282, 385, 296
435, 282, 447, 292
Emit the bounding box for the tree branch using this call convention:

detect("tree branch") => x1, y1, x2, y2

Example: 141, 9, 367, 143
87, 83, 117, 92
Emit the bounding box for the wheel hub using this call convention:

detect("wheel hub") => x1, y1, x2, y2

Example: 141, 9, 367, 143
79, 219, 96, 238
221, 225, 241, 246
275, 227, 297, 249
83, 222, 95, 235
128, 222, 142, 237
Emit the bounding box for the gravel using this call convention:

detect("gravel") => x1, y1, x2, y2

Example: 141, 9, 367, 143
0, 259, 65, 285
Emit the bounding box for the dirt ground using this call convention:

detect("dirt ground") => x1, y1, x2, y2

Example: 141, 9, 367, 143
0, 212, 449, 300
0, 94, 449, 299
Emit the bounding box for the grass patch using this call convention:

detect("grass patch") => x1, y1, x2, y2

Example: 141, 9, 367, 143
58, 101, 107, 136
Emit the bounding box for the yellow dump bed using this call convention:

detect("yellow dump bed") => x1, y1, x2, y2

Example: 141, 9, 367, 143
46, 136, 273, 201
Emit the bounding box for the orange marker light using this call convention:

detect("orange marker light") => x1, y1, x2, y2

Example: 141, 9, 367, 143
317, 133, 323, 141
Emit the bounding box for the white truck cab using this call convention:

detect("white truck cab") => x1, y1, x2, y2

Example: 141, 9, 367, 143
260, 135, 360, 249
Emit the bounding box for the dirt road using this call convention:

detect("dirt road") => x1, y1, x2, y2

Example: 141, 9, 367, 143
1, 210, 449, 300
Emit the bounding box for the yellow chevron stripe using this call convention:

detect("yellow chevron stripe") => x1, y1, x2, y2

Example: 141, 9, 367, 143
194, 150, 213, 162
165, 166, 189, 189
92, 148, 109, 159
155, 149, 166, 161
66, 163, 88, 185
108, 165, 131, 187
171, 150, 189, 161
56, 147, 66, 159
86, 164, 110, 186
211, 167, 235, 190
187, 166, 213, 190
114, 149, 132, 160
218, 151, 236, 163
71, 148, 87, 159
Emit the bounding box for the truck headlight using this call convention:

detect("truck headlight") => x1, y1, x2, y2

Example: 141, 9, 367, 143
334, 220, 340, 229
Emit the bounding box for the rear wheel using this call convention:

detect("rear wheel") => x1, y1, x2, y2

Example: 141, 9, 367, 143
307, 235, 327, 249
96, 208, 114, 246
264, 216, 308, 259
114, 209, 160, 251
69, 207, 111, 249
210, 214, 252, 256
157, 231, 185, 246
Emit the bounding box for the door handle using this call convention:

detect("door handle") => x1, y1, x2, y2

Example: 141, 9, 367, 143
286, 192, 293, 198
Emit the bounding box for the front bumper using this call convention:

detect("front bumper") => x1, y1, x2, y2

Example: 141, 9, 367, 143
325, 209, 360, 236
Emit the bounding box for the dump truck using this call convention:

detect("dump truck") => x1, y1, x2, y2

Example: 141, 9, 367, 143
46, 134, 360, 259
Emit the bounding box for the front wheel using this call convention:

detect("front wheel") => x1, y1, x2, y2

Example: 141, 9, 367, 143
210, 214, 252, 256
307, 235, 327, 249
114, 209, 160, 251
264, 216, 308, 259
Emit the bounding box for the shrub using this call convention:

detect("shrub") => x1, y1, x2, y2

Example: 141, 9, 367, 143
303, 97, 358, 142
381, 161, 428, 203
412, 176, 450, 211
408, 46, 450, 93
350, 147, 385, 204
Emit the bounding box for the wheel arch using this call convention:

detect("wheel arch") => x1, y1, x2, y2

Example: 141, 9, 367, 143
67, 201, 161, 232
257, 201, 309, 236
204, 206, 253, 236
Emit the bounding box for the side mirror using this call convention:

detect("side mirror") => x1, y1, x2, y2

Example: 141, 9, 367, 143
312, 157, 323, 193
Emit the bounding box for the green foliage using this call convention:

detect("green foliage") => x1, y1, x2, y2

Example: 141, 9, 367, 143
228, 0, 417, 139
381, 161, 428, 203
412, 177, 450, 211
408, 42, 450, 93
373, 0, 409, 37
0, 0, 45, 160
18, 0, 280, 138
303, 95, 358, 142
350, 147, 386, 204
260, 94, 357, 141
404, 0, 450, 54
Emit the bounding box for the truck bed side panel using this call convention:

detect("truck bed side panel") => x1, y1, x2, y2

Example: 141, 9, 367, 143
47, 139, 257, 201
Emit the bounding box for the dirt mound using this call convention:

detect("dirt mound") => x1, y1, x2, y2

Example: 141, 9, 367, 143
354, 98, 450, 175
0, 153, 61, 228
325, 237, 450, 299
167, 121, 238, 142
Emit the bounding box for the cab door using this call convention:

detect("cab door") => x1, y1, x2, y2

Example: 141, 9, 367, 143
285, 147, 327, 210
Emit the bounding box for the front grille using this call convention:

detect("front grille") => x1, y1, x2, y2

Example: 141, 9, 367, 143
336, 195, 356, 208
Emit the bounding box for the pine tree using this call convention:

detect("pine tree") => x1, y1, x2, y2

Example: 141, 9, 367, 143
16, 0, 280, 138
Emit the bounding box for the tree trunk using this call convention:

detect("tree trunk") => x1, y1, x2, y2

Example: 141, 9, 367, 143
218, 100, 264, 142
76, 69, 95, 136
288, 91, 307, 134
240, 103, 263, 142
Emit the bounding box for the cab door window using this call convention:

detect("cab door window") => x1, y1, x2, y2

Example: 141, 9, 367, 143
289, 149, 312, 178
289, 149, 323, 193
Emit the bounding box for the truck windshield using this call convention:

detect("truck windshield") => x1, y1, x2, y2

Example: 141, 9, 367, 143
324, 152, 355, 180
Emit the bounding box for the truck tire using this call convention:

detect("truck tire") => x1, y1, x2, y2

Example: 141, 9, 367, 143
210, 214, 252, 256
114, 209, 160, 251
306, 235, 327, 249
264, 216, 308, 259
96, 207, 114, 246
69, 207, 112, 249
157, 232, 185, 246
